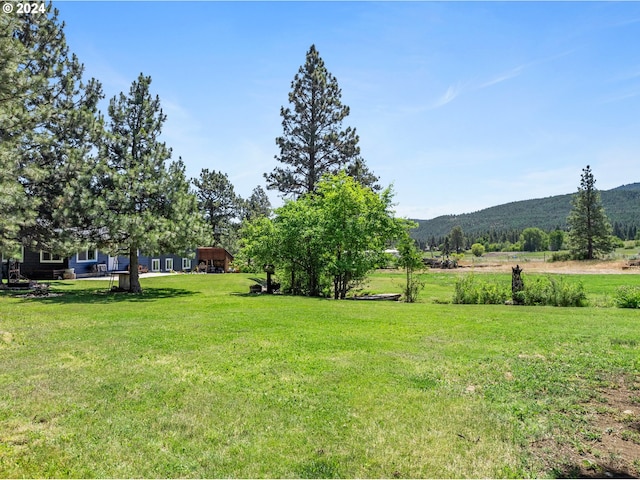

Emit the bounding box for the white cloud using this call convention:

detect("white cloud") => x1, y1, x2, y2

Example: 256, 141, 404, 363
477, 65, 526, 89
433, 82, 463, 108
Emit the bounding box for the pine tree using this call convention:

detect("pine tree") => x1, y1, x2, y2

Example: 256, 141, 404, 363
97, 74, 209, 293
17, 15, 104, 254
567, 165, 613, 260
242, 186, 272, 221
264, 44, 378, 197
0, 13, 31, 259
1, 7, 103, 282
450, 226, 464, 254
193, 169, 239, 246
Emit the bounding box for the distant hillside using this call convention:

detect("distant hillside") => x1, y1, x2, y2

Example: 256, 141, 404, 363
411, 183, 640, 242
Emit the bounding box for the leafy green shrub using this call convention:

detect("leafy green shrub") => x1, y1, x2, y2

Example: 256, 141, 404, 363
614, 286, 640, 309
452, 275, 475, 304
611, 236, 625, 248
471, 243, 485, 257
520, 277, 551, 305
549, 276, 587, 307
453, 274, 509, 305
453, 273, 586, 307
549, 252, 572, 262
504, 242, 522, 252
522, 275, 587, 307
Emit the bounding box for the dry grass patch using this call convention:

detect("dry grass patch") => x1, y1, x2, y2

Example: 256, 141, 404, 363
531, 375, 640, 478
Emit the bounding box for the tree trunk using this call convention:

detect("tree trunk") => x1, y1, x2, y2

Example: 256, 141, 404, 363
129, 245, 143, 293
340, 273, 349, 299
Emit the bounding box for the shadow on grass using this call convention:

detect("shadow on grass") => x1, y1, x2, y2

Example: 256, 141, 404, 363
9, 284, 198, 304
552, 464, 635, 479
229, 291, 336, 302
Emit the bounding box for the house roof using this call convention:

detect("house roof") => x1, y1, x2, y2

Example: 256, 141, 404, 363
196, 247, 234, 260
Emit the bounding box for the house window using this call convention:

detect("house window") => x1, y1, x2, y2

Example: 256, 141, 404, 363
165, 258, 174, 272
76, 249, 98, 263
182, 258, 191, 270
151, 259, 160, 272
40, 251, 63, 263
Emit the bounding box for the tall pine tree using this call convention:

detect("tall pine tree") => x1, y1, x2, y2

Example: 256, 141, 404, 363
96, 74, 209, 293
1, 7, 103, 283
567, 165, 613, 260
242, 186, 271, 221
193, 169, 239, 246
0, 13, 31, 259
264, 44, 378, 197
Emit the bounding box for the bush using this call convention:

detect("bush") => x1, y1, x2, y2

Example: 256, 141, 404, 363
505, 242, 522, 252
453, 274, 509, 305
614, 286, 640, 308
471, 243, 485, 257
611, 236, 625, 248
549, 252, 572, 262
453, 273, 587, 307
522, 275, 587, 307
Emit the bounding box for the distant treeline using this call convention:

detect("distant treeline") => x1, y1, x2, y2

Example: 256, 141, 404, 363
410, 183, 640, 248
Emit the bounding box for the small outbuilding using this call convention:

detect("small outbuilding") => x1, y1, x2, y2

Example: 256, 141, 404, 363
196, 247, 234, 273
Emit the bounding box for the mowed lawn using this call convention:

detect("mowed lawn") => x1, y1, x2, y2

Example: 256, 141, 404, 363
1, 273, 638, 478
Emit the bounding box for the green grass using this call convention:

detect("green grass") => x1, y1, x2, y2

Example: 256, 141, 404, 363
1, 273, 639, 477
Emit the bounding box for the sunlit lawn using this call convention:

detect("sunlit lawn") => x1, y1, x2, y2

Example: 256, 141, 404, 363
0, 273, 638, 477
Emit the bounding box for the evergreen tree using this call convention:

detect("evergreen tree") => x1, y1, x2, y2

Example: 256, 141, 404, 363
242, 186, 272, 221
0, 13, 31, 259
450, 226, 464, 254
264, 44, 378, 197
193, 169, 239, 246
345, 157, 380, 192
1, 7, 103, 281
567, 165, 613, 260
442, 237, 451, 258
96, 74, 209, 293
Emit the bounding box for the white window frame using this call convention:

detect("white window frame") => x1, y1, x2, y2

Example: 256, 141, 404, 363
40, 251, 64, 263
182, 258, 191, 270
151, 258, 160, 272
76, 248, 98, 263
165, 258, 174, 272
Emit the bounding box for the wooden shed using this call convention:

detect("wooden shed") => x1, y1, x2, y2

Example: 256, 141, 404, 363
196, 247, 234, 273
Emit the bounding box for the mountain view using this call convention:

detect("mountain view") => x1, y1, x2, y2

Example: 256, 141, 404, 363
411, 183, 640, 243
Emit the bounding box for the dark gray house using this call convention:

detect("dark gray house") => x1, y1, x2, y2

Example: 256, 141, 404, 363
3, 247, 194, 281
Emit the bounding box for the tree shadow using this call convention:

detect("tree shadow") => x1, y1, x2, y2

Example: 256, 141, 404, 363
552, 464, 636, 479
10, 285, 197, 305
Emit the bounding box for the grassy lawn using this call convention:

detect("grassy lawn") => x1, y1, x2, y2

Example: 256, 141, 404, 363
1, 273, 639, 477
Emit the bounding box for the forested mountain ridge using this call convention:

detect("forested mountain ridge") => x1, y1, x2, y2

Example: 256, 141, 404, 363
411, 183, 640, 243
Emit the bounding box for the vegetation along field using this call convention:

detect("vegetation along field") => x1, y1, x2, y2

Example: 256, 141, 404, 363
1, 271, 639, 478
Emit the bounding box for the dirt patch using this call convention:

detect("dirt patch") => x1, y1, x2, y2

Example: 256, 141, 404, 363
456, 258, 639, 275
531, 377, 640, 478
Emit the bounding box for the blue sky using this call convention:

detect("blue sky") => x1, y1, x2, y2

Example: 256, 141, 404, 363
56, 1, 640, 219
